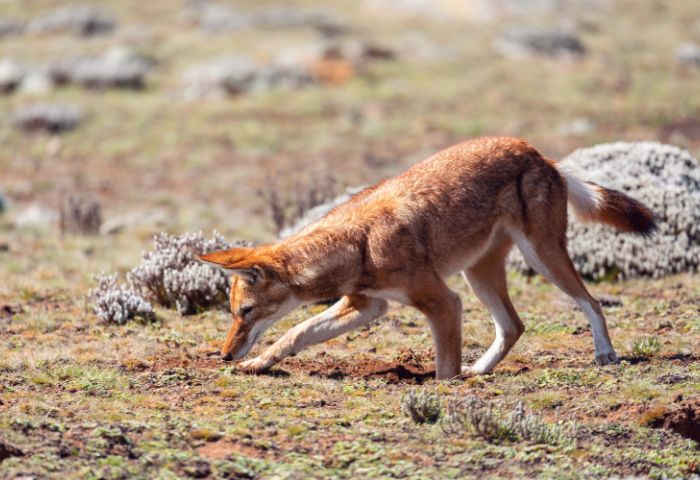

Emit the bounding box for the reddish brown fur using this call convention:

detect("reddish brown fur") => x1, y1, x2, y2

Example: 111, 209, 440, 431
199, 137, 655, 378
594, 186, 657, 235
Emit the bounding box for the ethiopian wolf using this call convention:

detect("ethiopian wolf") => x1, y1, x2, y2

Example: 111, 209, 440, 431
199, 137, 656, 379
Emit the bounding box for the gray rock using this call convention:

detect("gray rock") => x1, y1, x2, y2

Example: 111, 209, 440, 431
181, 56, 258, 100
556, 118, 595, 136
13, 204, 59, 229
28, 5, 115, 36
70, 46, 154, 90
470, 0, 613, 22
100, 209, 171, 235
11, 102, 83, 133
182, 55, 312, 100
676, 43, 700, 68
18, 70, 54, 95
184, 2, 346, 36
181, 40, 393, 99
494, 27, 586, 59
0, 59, 24, 94
0, 18, 24, 37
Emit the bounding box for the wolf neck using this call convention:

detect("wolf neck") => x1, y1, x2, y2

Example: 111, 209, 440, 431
278, 225, 364, 301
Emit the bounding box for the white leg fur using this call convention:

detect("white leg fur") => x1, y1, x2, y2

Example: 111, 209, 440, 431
239, 296, 388, 372
463, 271, 524, 374
576, 297, 617, 364
512, 233, 617, 365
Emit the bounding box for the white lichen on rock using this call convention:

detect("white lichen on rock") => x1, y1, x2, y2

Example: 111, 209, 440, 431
28, 5, 115, 36
70, 46, 154, 89
11, 102, 83, 133
494, 26, 586, 59
89, 273, 155, 325
509, 142, 700, 280
127, 231, 246, 315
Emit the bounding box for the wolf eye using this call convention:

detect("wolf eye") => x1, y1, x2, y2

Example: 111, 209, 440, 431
238, 305, 254, 318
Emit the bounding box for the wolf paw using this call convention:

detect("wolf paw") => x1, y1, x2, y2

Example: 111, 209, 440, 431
238, 357, 272, 374
594, 350, 619, 366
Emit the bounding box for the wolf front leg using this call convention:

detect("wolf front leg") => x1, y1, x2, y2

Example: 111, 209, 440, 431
238, 294, 388, 373
410, 275, 463, 379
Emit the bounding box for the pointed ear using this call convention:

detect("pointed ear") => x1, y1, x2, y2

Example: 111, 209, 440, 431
197, 247, 253, 267
196, 247, 262, 283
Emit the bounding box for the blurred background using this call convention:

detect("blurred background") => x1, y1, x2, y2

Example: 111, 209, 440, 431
1, 0, 699, 245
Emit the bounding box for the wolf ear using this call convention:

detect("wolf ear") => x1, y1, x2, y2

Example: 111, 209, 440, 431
196, 247, 261, 283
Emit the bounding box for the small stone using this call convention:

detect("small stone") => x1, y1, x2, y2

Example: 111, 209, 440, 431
494, 26, 586, 59
676, 43, 700, 68
11, 102, 83, 133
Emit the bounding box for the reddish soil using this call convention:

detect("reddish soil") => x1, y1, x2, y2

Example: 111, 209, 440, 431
281, 355, 435, 384
647, 398, 700, 443
197, 439, 273, 460
145, 353, 224, 372
0, 437, 24, 462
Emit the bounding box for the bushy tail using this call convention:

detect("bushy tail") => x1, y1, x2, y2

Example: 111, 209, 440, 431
559, 168, 657, 236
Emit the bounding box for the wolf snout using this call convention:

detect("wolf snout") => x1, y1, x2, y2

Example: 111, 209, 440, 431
221, 351, 234, 361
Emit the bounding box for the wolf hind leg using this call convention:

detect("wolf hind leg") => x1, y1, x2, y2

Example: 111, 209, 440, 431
511, 229, 617, 365
463, 235, 524, 375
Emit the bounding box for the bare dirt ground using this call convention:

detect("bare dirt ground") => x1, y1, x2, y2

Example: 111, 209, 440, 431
1, 0, 700, 478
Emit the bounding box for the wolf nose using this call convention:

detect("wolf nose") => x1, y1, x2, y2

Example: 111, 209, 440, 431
221, 351, 233, 361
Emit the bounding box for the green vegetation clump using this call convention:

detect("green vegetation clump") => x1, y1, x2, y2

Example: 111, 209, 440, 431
441, 397, 576, 446
401, 389, 442, 424
630, 336, 662, 358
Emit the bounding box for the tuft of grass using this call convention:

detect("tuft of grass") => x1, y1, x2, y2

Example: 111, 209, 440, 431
441, 397, 516, 442
441, 397, 576, 446
190, 428, 223, 442
401, 389, 442, 424
630, 336, 662, 358
637, 405, 668, 427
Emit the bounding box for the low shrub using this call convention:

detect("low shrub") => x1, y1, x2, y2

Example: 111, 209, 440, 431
89, 273, 156, 325
401, 389, 443, 424
509, 142, 700, 280
441, 397, 576, 446
127, 231, 246, 315
60, 194, 102, 236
